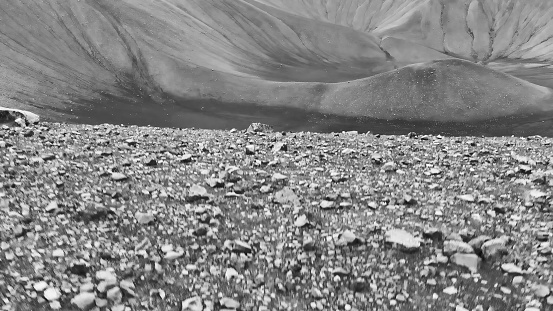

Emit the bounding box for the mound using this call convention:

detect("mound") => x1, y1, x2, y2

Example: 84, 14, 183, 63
318, 59, 553, 122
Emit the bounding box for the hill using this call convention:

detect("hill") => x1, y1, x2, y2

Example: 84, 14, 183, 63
1, 0, 553, 128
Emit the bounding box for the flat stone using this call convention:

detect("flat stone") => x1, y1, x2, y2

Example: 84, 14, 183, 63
385, 229, 420, 252
52, 249, 65, 257
443, 240, 474, 255
443, 286, 458, 295
446, 233, 464, 241
233, 240, 252, 253
164, 251, 184, 260
271, 173, 288, 181
220, 297, 240, 309
501, 263, 523, 274
188, 184, 208, 198
135, 211, 155, 224
457, 194, 475, 202
111, 173, 127, 181
450, 253, 481, 272
319, 200, 335, 209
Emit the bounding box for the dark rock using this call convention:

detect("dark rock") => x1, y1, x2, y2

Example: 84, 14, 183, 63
143, 156, 157, 166
423, 227, 443, 240
68, 261, 90, 276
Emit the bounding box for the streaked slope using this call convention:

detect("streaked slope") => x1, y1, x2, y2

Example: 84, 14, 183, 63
1, 0, 553, 125
255, 0, 553, 62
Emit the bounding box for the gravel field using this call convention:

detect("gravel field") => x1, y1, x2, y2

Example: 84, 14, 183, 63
0, 122, 552, 311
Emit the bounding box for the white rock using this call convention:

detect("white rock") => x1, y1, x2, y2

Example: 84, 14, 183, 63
225, 268, 239, 281
33, 281, 49, 292
220, 297, 240, 309
44, 287, 61, 301
271, 173, 288, 181
164, 251, 184, 260
501, 263, 523, 274
52, 249, 65, 257
443, 286, 458, 295
135, 211, 155, 224
71, 292, 96, 309
111, 173, 128, 181
319, 200, 335, 209
385, 229, 420, 252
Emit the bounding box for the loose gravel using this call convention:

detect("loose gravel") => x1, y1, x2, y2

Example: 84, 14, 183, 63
0, 123, 552, 311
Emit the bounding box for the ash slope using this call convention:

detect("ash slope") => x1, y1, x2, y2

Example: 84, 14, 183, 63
1, 0, 553, 124
319, 59, 553, 122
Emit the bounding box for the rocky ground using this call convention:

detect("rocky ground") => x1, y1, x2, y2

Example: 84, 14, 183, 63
0, 122, 552, 311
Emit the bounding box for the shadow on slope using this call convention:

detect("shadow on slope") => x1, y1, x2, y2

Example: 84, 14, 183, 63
66, 89, 553, 137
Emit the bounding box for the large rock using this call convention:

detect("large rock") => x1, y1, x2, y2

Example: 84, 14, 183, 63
0, 108, 39, 126
468, 236, 492, 254
385, 229, 420, 252
247, 123, 273, 133
450, 253, 481, 273
443, 240, 474, 256
481, 237, 509, 260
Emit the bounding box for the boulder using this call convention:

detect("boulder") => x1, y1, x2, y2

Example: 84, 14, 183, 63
0, 108, 39, 126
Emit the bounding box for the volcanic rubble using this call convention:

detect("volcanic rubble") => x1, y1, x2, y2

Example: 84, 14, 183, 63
0, 123, 552, 311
